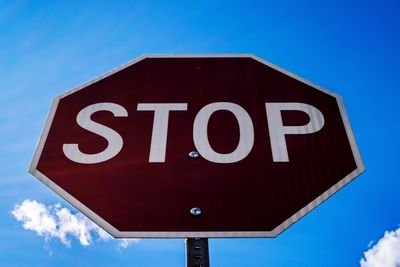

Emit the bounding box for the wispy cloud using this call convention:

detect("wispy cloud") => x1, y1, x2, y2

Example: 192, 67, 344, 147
11, 199, 139, 249
360, 226, 400, 267
118, 239, 139, 250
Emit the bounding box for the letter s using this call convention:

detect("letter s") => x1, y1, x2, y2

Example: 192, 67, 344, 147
63, 102, 128, 164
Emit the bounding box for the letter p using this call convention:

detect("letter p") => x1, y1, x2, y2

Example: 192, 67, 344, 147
265, 102, 325, 162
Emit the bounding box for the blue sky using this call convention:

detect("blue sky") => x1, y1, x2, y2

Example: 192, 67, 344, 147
0, 1, 399, 266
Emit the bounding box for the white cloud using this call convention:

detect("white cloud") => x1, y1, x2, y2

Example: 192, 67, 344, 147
118, 238, 140, 249
11, 199, 139, 249
360, 226, 400, 267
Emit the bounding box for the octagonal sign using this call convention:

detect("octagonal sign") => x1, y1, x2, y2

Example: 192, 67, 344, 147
29, 55, 364, 238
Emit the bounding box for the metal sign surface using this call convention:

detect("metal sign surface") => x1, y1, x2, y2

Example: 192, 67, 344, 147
29, 55, 364, 238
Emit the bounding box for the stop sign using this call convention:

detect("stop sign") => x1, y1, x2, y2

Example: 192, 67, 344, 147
29, 55, 364, 238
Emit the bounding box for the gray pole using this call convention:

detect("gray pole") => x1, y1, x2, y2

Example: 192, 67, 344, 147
185, 238, 210, 267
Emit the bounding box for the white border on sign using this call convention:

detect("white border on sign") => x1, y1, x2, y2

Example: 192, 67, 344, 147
29, 54, 365, 238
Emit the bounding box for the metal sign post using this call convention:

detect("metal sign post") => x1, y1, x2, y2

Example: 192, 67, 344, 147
186, 238, 210, 267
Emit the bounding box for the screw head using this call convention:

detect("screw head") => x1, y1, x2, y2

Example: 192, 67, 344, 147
188, 151, 200, 159
190, 207, 202, 216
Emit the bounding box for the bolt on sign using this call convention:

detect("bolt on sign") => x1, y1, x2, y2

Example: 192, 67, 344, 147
29, 55, 364, 238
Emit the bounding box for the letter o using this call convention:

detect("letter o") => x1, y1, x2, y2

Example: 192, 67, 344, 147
193, 102, 254, 163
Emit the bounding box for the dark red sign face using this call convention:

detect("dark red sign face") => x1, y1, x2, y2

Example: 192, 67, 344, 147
30, 55, 364, 238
